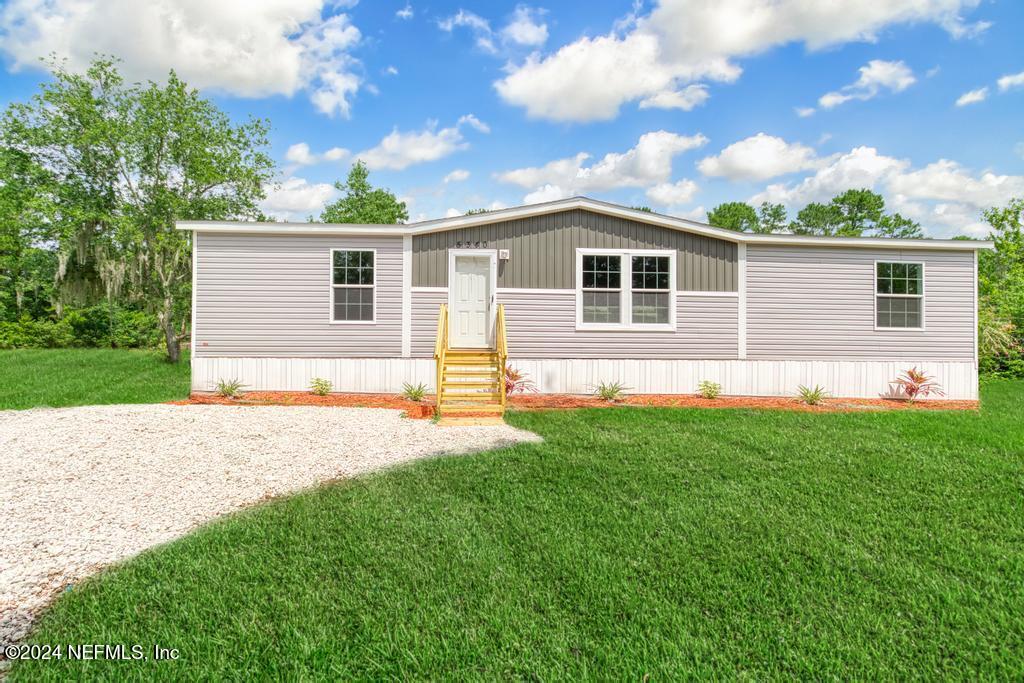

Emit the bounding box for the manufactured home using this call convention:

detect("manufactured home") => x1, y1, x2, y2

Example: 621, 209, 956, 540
179, 197, 991, 416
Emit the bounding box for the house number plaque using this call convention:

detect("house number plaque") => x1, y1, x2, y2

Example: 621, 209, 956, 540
454, 241, 488, 248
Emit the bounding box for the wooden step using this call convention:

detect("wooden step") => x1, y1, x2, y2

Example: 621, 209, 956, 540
440, 394, 501, 402
436, 416, 505, 426
444, 367, 500, 375
439, 404, 505, 414
441, 382, 498, 389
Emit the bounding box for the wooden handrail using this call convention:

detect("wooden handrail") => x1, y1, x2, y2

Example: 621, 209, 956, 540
434, 303, 448, 409
495, 303, 507, 407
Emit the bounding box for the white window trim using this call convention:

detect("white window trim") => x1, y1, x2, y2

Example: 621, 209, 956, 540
575, 248, 676, 331
329, 248, 377, 325
873, 259, 925, 331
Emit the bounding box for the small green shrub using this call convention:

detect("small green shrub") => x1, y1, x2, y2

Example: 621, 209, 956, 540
697, 380, 721, 399
594, 381, 629, 403
0, 315, 75, 349
310, 377, 333, 396
797, 384, 829, 405
215, 378, 245, 398
401, 382, 427, 402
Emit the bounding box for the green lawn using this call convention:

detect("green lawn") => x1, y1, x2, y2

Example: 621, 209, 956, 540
10, 380, 1024, 679
0, 349, 190, 410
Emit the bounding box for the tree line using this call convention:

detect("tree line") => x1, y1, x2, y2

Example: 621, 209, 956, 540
1, 57, 1021, 376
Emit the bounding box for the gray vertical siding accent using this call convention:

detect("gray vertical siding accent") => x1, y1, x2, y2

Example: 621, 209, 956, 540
746, 246, 975, 360
411, 289, 738, 360
412, 208, 738, 291
194, 233, 403, 357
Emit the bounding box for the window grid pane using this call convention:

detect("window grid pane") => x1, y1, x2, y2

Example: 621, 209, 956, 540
876, 296, 921, 328
582, 255, 621, 290
333, 250, 375, 286
875, 261, 921, 297
582, 291, 621, 324
332, 283, 374, 322
631, 255, 670, 290
632, 291, 670, 324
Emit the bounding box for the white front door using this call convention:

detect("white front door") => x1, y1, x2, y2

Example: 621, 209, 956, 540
450, 254, 492, 348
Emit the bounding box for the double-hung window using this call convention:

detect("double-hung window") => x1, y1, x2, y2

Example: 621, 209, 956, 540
875, 261, 923, 329
577, 249, 675, 330
331, 249, 375, 322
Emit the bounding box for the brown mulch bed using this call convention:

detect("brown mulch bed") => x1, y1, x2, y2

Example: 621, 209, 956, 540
177, 391, 977, 416
507, 393, 978, 412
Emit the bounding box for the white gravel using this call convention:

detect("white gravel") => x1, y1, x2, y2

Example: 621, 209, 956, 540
0, 404, 539, 648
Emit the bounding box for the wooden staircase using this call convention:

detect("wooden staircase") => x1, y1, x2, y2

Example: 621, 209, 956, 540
434, 304, 507, 425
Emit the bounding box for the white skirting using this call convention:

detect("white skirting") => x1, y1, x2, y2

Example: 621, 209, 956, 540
192, 356, 978, 400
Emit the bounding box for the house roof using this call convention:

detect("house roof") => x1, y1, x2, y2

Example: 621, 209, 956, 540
177, 196, 995, 251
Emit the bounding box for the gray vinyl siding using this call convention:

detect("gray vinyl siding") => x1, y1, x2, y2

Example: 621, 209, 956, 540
747, 246, 974, 360
411, 289, 738, 360
412, 208, 737, 291
193, 232, 403, 357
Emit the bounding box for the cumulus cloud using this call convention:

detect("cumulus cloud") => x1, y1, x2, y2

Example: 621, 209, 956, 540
997, 70, 1024, 92
698, 133, 820, 182
356, 115, 489, 171
0, 0, 367, 118
818, 60, 916, 109
396, 3, 413, 20
638, 84, 710, 111
438, 9, 496, 53
384, 65, 399, 76
795, 107, 816, 118
500, 5, 548, 46
751, 146, 1024, 236
497, 131, 707, 202
443, 169, 471, 183
955, 87, 988, 106
494, 0, 984, 122
261, 176, 338, 220
285, 142, 349, 167
646, 179, 699, 206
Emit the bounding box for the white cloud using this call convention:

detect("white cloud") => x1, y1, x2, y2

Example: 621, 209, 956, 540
261, 176, 337, 220
497, 131, 708, 202
955, 87, 988, 106
285, 142, 349, 166
818, 60, 916, 109
356, 115, 489, 171
494, 0, 984, 122
396, 3, 413, 20
997, 71, 1024, 92
677, 205, 708, 222
384, 65, 399, 76
0, 1, 371, 118
646, 179, 699, 206
445, 207, 462, 218
698, 133, 820, 182
751, 147, 1024, 236
444, 169, 471, 183
438, 9, 497, 53
457, 113, 491, 133
500, 5, 548, 46
926, 65, 941, 78
638, 84, 710, 111
795, 107, 816, 118
1016, 142, 1024, 161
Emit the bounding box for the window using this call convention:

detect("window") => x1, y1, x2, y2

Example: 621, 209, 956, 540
876, 261, 923, 329
331, 250, 375, 322
577, 249, 675, 329
581, 254, 621, 324
631, 255, 671, 324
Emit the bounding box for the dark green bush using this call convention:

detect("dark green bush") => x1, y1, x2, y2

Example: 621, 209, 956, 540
0, 306, 161, 349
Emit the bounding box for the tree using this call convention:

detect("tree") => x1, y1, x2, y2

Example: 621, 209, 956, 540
465, 208, 491, 215
755, 202, 787, 234
630, 206, 654, 213
790, 202, 844, 236
320, 161, 408, 224
707, 202, 758, 232
876, 213, 924, 239
1, 57, 274, 361
831, 189, 885, 236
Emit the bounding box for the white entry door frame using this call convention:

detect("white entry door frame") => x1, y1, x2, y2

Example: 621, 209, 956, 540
447, 249, 497, 349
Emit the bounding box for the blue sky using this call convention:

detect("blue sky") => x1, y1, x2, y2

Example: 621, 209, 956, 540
1, 0, 1022, 235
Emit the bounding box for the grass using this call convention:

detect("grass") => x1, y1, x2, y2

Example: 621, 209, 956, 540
10, 381, 1024, 679
0, 349, 190, 410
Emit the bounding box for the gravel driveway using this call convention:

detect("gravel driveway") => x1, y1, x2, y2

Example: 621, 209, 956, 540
0, 404, 539, 648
